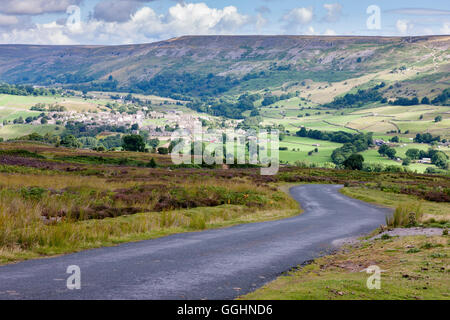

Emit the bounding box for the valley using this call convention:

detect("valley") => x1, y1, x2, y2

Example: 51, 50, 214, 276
0, 35, 448, 173
0, 34, 448, 301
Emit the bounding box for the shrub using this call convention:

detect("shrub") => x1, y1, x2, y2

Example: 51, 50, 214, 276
420, 243, 443, 250
122, 134, 145, 152
20, 187, 48, 201
0, 149, 45, 159
386, 202, 423, 228
189, 213, 207, 230
146, 158, 157, 168
159, 212, 176, 228
158, 147, 169, 155
60, 135, 81, 148
343, 154, 364, 170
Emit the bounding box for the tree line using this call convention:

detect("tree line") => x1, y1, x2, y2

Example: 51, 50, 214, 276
0, 83, 61, 96
296, 127, 373, 166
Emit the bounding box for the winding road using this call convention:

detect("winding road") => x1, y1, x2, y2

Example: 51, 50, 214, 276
0, 184, 390, 300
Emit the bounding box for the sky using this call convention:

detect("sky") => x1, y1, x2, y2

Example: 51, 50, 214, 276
0, 0, 448, 45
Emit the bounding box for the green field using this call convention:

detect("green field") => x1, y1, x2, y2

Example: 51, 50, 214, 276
0, 124, 61, 140
0, 86, 448, 174
260, 101, 450, 140
279, 136, 342, 164
257, 98, 449, 171
359, 146, 448, 173
0, 110, 40, 122
0, 94, 109, 120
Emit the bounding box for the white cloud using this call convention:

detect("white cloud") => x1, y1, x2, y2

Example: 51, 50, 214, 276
283, 7, 314, 26
93, 0, 148, 23
0, 22, 76, 45
0, 14, 19, 26
396, 19, 413, 34
323, 3, 343, 23
441, 22, 450, 34
306, 26, 316, 35
324, 28, 337, 35
304, 27, 337, 36
0, 0, 82, 15
386, 8, 450, 16
165, 3, 249, 34
0, 2, 252, 45
255, 14, 268, 31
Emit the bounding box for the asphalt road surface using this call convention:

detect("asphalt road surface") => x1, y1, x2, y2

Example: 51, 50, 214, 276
0, 184, 390, 300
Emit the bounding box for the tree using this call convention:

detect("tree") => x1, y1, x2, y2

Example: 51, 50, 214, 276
386, 148, 397, 159
122, 134, 145, 152
158, 147, 169, 155
148, 138, 160, 149
131, 123, 139, 131
414, 133, 440, 144
250, 109, 260, 117
40, 117, 48, 124
391, 136, 400, 143
406, 148, 420, 160
60, 135, 81, 148
14, 116, 24, 124
435, 116, 443, 123
139, 130, 149, 141
378, 144, 390, 156
331, 152, 346, 165
296, 127, 307, 137
343, 154, 364, 170
432, 152, 448, 169
146, 158, 157, 168
402, 158, 411, 166
421, 97, 430, 104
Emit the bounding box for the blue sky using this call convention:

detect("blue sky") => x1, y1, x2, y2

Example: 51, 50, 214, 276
0, 0, 448, 44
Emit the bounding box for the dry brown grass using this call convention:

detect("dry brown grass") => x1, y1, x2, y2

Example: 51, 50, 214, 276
0, 164, 300, 264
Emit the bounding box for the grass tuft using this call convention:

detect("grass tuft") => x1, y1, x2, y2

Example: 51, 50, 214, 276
386, 202, 423, 228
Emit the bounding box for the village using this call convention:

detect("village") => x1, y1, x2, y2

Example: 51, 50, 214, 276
15, 106, 245, 141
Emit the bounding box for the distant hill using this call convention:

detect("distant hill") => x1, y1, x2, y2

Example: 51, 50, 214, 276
0, 35, 449, 99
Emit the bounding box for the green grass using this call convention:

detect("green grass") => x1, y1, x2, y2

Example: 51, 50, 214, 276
0, 124, 61, 140
360, 149, 400, 165
241, 235, 449, 300
340, 187, 449, 221
358, 147, 445, 173
0, 156, 302, 264
0, 204, 300, 265
0, 94, 61, 109
0, 94, 108, 115
279, 136, 342, 164
0, 110, 40, 122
